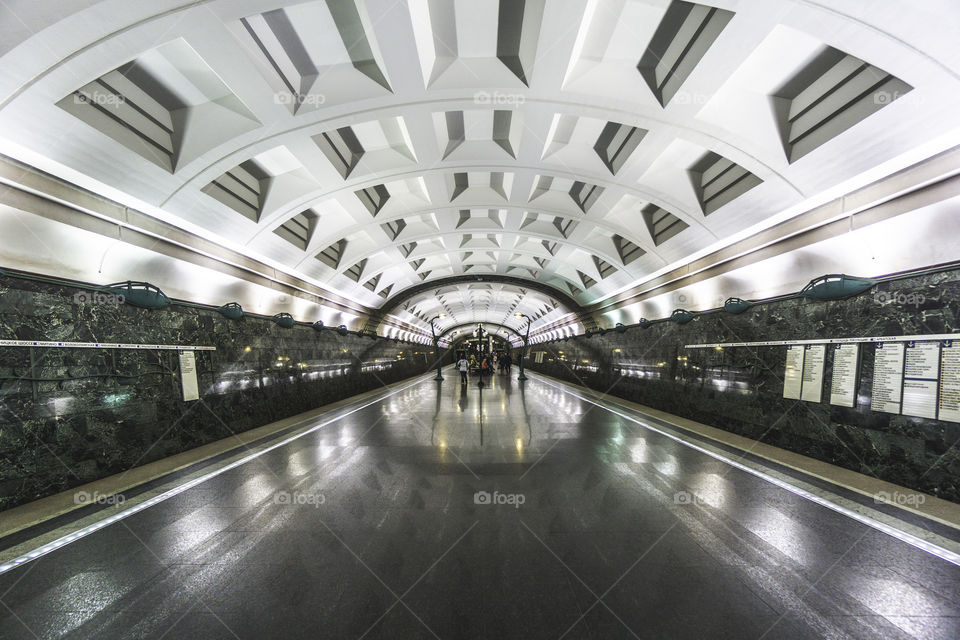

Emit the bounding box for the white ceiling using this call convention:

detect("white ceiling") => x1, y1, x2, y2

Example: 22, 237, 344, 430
1, 0, 959, 338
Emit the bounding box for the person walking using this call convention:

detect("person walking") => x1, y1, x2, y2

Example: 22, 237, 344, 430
456, 355, 469, 384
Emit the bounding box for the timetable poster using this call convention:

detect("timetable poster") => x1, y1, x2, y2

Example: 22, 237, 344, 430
178, 350, 200, 402
783, 345, 805, 400
871, 342, 905, 414
939, 340, 960, 422
800, 344, 826, 403
830, 344, 860, 407
902, 341, 940, 419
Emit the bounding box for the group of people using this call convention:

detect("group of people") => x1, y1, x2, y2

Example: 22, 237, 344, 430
455, 352, 514, 384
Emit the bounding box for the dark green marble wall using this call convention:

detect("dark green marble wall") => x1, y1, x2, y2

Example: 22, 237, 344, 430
524, 270, 960, 503
0, 274, 442, 511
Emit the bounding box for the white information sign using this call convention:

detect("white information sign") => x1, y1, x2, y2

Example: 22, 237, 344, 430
938, 340, 960, 422
871, 342, 905, 414
179, 350, 199, 402
902, 341, 940, 419
800, 344, 826, 403
783, 345, 805, 400
830, 344, 860, 408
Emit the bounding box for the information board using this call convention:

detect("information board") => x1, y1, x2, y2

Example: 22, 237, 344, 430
939, 340, 960, 422
871, 342, 905, 414
800, 344, 826, 403
830, 344, 860, 407
179, 350, 199, 402
783, 345, 804, 400
902, 341, 940, 419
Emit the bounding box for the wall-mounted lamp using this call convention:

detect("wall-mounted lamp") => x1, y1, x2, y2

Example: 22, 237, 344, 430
272, 312, 295, 328
217, 302, 244, 320
104, 281, 170, 309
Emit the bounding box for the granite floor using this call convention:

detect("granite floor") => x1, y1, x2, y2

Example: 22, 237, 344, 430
1, 370, 958, 639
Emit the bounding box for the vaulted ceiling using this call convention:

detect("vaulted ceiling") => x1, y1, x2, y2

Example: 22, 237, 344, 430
0, 0, 958, 340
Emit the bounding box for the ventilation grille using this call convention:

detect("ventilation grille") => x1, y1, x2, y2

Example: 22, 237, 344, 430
316, 239, 347, 269
451, 172, 469, 200
642, 205, 688, 246
594, 122, 647, 175
638, 1, 734, 107
58, 40, 258, 172
613, 235, 645, 266
238, 4, 389, 113
274, 210, 317, 250
345, 259, 367, 282
314, 127, 364, 178
381, 219, 407, 240
553, 217, 576, 238
66, 70, 178, 170
569, 181, 604, 213
356, 184, 390, 216
690, 152, 762, 215
593, 257, 616, 279
202, 161, 268, 222
776, 47, 913, 162
363, 274, 380, 291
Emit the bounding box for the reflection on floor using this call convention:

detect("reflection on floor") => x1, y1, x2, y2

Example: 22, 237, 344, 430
1, 371, 958, 639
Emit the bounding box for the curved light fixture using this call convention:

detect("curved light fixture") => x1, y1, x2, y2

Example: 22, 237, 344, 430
801, 274, 877, 300
104, 281, 170, 309
271, 312, 295, 328
670, 309, 694, 325
723, 297, 754, 314
216, 302, 244, 320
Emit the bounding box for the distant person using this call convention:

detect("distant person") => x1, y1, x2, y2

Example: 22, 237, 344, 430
456, 356, 469, 384
480, 356, 490, 378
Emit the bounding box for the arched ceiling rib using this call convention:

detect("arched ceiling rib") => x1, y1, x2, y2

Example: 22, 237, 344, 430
1, 0, 958, 338
369, 275, 591, 337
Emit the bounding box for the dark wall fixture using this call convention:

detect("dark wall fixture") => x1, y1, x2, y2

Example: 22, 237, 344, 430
723, 297, 754, 314
217, 302, 244, 320
524, 265, 960, 504
670, 309, 694, 324
801, 274, 877, 300
271, 312, 295, 328
104, 281, 170, 309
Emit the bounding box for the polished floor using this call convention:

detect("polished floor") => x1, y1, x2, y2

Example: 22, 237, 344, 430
1, 370, 959, 640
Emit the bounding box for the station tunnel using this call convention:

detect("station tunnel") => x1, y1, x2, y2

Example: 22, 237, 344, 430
1, 1, 960, 638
